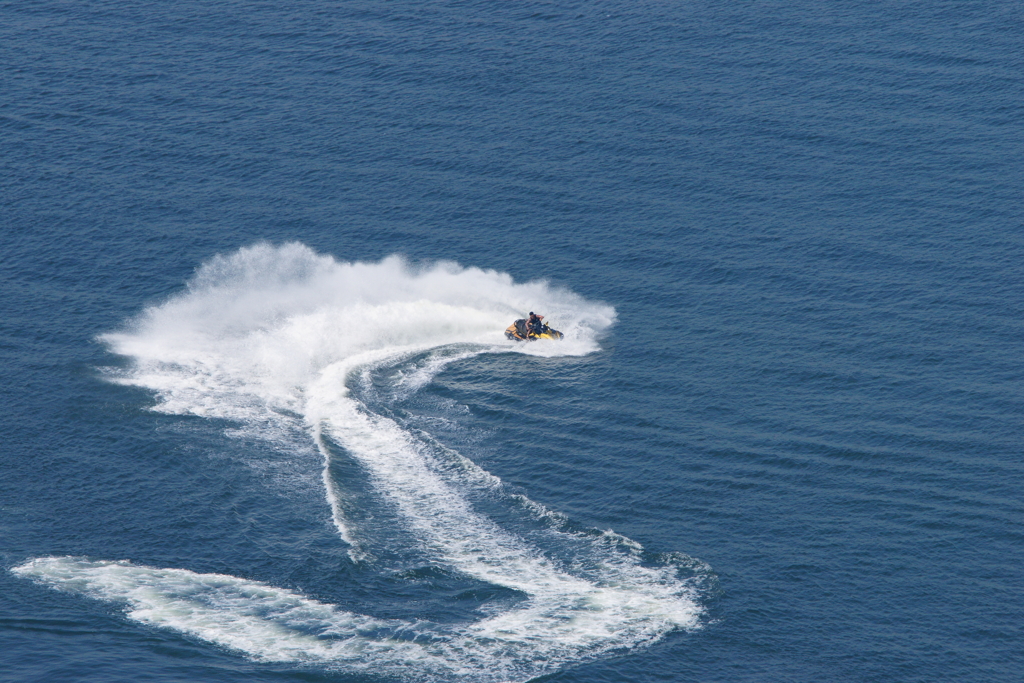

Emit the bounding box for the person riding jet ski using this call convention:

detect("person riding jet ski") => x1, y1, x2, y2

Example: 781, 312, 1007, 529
527, 312, 545, 336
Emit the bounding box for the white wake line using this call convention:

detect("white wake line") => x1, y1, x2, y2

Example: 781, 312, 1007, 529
13, 346, 703, 681
309, 344, 505, 560
10, 557, 466, 670
307, 352, 701, 644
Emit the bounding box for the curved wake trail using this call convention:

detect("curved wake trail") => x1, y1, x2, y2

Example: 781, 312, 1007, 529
12, 243, 707, 682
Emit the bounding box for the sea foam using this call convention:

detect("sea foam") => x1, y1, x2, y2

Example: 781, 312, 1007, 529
13, 243, 705, 682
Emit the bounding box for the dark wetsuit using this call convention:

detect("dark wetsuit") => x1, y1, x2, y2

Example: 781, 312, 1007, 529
527, 316, 544, 336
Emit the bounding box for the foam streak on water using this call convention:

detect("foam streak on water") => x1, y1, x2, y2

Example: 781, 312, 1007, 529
12, 243, 704, 682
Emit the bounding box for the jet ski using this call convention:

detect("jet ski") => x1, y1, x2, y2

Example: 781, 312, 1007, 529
505, 319, 564, 342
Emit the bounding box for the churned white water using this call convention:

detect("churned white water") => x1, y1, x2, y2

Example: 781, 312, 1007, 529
14, 243, 704, 682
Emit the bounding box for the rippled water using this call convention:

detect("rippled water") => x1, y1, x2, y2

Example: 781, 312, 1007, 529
3, 1, 1023, 682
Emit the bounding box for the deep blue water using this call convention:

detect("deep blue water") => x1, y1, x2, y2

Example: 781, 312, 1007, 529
3, 1, 1023, 681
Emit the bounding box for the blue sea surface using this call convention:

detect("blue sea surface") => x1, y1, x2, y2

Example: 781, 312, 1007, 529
2, 1, 1023, 681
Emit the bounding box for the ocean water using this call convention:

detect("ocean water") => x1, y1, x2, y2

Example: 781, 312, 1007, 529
2, 1, 1023, 682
